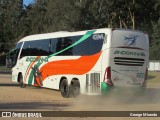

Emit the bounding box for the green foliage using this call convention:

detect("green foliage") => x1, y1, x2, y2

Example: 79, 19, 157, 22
0, 54, 7, 66
0, 0, 159, 59
0, 0, 23, 51
150, 19, 160, 60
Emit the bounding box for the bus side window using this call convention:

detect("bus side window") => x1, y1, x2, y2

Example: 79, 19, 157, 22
20, 42, 31, 58
39, 39, 50, 56
63, 37, 73, 55
56, 38, 63, 55
30, 41, 40, 56
50, 38, 57, 54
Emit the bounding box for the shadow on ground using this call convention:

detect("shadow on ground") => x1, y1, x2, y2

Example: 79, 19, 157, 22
147, 75, 156, 81
0, 83, 18, 87
0, 102, 69, 110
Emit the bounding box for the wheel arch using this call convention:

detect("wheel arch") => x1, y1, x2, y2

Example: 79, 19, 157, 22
71, 78, 80, 87
70, 77, 81, 97
17, 72, 22, 82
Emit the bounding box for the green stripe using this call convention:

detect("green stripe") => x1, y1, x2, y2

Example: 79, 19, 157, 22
48, 30, 96, 58
28, 70, 34, 85
25, 61, 32, 81
27, 30, 96, 84
25, 57, 39, 84
28, 62, 42, 85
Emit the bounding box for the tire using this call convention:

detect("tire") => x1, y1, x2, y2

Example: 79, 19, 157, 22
141, 79, 147, 88
19, 74, 26, 88
70, 80, 80, 97
60, 79, 70, 98
140, 79, 147, 95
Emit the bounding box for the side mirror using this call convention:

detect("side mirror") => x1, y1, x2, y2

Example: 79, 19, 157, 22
6, 56, 12, 68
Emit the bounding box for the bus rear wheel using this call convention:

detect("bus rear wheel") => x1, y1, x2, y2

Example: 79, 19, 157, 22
60, 79, 70, 98
18, 74, 26, 88
70, 80, 80, 97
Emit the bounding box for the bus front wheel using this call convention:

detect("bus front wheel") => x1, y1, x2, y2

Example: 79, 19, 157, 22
18, 74, 26, 88
60, 79, 70, 98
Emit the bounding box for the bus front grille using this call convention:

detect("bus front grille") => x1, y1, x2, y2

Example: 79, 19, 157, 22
114, 57, 145, 66
86, 73, 100, 94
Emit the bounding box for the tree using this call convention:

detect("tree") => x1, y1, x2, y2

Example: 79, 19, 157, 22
73, 0, 113, 30
150, 20, 160, 60
0, 0, 23, 52
149, 0, 160, 60
43, 0, 79, 32
0, 0, 159, 60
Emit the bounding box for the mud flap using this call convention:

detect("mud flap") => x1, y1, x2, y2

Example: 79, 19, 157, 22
101, 82, 110, 95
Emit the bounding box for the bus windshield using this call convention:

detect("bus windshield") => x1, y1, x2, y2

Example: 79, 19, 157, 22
6, 42, 22, 67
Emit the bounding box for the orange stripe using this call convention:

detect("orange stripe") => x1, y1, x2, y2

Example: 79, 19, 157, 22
24, 56, 41, 82
40, 52, 102, 81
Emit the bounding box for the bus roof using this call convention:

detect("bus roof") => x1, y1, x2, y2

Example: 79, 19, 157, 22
18, 28, 111, 43
18, 28, 146, 43
19, 31, 71, 43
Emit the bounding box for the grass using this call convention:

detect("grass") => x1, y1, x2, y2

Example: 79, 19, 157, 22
147, 71, 160, 83
0, 65, 11, 71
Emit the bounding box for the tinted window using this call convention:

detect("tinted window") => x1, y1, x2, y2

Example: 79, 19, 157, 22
20, 41, 30, 58
11, 42, 22, 66
30, 40, 50, 56
16, 42, 23, 49
20, 33, 104, 57
20, 40, 50, 58
51, 33, 104, 56
15, 42, 22, 59
36, 40, 50, 56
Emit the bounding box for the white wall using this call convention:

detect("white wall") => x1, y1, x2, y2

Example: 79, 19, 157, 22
148, 61, 160, 71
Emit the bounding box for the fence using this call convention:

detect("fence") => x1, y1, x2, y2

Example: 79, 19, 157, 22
148, 61, 160, 71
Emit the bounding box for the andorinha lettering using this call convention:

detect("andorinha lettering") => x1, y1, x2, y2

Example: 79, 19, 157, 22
26, 57, 48, 63
114, 50, 145, 56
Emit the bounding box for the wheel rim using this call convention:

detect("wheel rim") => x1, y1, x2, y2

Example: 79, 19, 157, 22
61, 83, 69, 97
19, 79, 23, 87
64, 85, 68, 93
73, 85, 80, 96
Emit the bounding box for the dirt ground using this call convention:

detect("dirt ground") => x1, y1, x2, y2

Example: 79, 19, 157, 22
0, 74, 160, 119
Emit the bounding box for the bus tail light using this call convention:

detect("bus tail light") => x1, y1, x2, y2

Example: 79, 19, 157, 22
103, 67, 113, 86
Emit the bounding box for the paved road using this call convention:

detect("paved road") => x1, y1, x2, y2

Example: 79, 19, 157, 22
0, 74, 160, 119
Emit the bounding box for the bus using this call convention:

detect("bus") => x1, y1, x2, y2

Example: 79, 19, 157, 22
11, 28, 149, 97
6, 48, 17, 68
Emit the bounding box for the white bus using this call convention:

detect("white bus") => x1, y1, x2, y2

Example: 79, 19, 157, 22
11, 28, 149, 97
